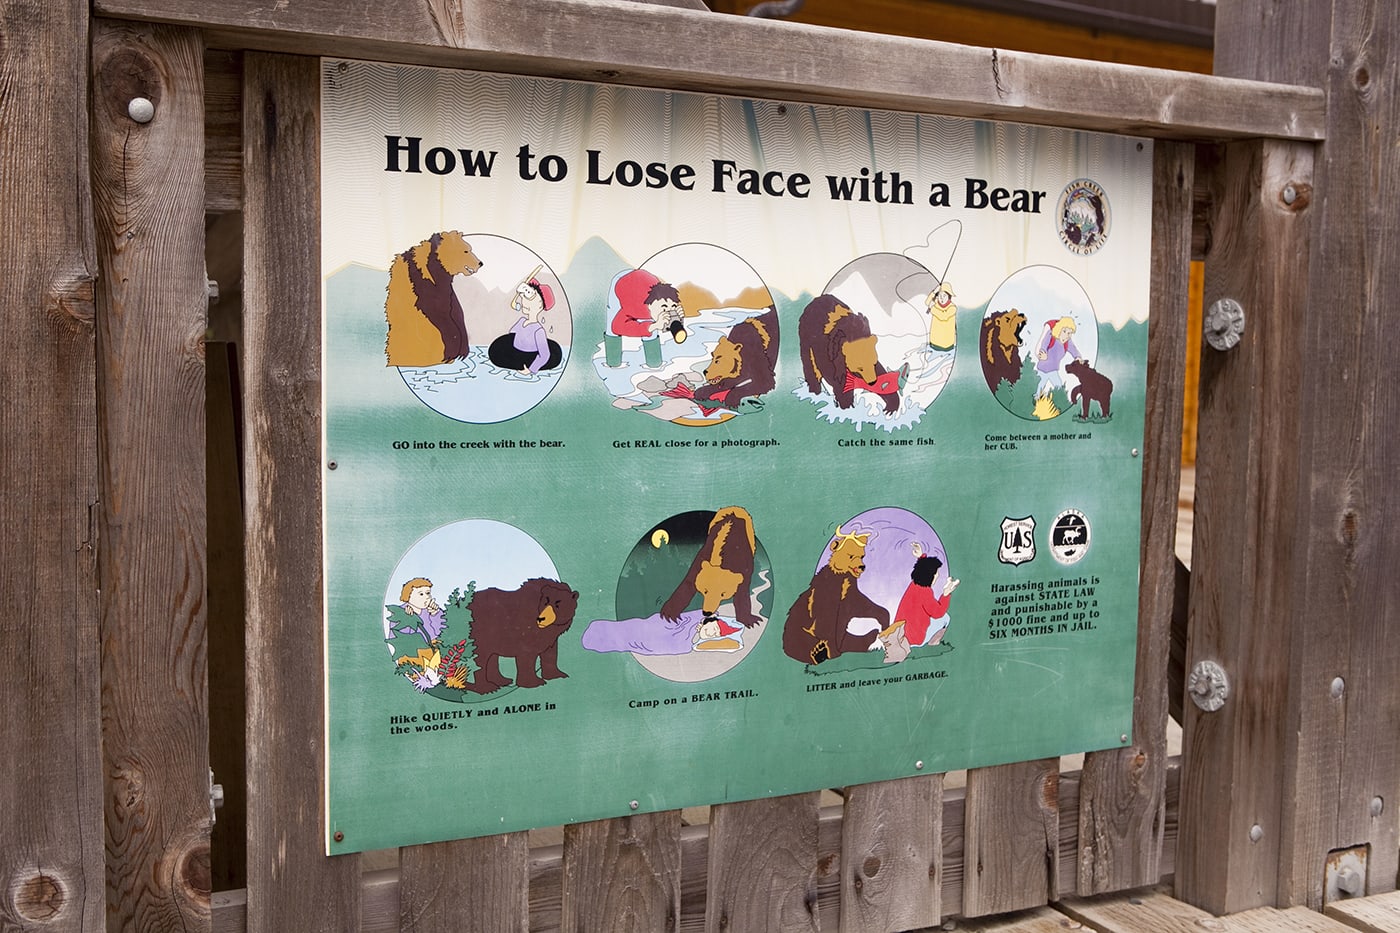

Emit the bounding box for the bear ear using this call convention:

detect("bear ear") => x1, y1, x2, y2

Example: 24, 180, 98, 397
699, 559, 713, 570
571, 590, 579, 600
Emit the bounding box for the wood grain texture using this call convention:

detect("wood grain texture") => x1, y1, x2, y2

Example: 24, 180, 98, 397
400, 834, 528, 932
204, 50, 243, 213
704, 794, 821, 932
1266, 2, 1400, 910
561, 813, 681, 933
1074, 141, 1193, 896
242, 51, 362, 930
91, 19, 212, 932
839, 775, 941, 932
92, 0, 1323, 141
962, 758, 1059, 917
1325, 890, 1400, 933
0, 0, 104, 928
1176, 138, 1315, 915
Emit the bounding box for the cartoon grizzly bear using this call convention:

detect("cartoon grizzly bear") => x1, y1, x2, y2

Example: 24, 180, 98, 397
660, 506, 760, 627
465, 577, 579, 692
384, 230, 483, 367
694, 306, 779, 409
980, 308, 1027, 392
798, 294, 898, 414
782, 527, 890, 665
1066, 358, 1113, 420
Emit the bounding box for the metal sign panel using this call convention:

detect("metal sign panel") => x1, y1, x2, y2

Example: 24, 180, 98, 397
321, 58, 1151, 853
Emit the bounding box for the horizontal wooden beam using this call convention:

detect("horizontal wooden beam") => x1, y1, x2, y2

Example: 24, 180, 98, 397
99, 0, 1323, 141
210, 761, 1181, 932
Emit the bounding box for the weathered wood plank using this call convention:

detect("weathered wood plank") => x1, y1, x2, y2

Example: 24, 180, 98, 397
92, 19, 212, 931
839, 775, 941, 932
962, 759, 1058, 917
1074, 140, 1193, 896
1244, 2, 1400, 910
1325, 890, 1400, 933
210, 762, 1181, 930
93, 0, 1323, 141
0, 0, 104, 927
242, 51, 362, 930
1224, 906, 1359, 932
401, 835, 529, 932
1176, 138, 1315, 914
705, 794, 821, 932
1058, 887, 1213, 930
204, 50, 243, 214
561, 813, 681, 933
952, 905, 1084, 931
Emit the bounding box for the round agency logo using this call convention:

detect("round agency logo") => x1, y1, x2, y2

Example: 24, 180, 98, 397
1056, 179, 1110, 256
1049, 509, 1090, 565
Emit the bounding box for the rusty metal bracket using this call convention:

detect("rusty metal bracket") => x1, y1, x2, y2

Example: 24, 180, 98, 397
1324, 846, 1368, 905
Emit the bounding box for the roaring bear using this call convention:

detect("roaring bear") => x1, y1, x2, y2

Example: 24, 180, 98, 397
980, 308, 1027, 391
660, 506, 760, 627
384, 231, 483, 367
1066, 359, 1113, 419
694, 306, 779, 409
465, 577, 579, 692
782, 528, 890, 665
798, 295, 898, 414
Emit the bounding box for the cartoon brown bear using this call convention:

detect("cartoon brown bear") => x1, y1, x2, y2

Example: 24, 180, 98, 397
782, 527, 890, 665
660, 507, 760, 627
465, 577, 579, 692
694, 307, 779, 409
1066, 358, 1113, 419
384, 230, 483, 366
798, 294, 898, 414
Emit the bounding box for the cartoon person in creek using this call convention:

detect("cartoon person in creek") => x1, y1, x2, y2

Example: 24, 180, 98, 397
926, 282, 957, 353
889, 542, 959, 649
605, 268, 685, 369
488, 269, 564, 374
386, 577, 446, 652
1033, 316, 1083, 395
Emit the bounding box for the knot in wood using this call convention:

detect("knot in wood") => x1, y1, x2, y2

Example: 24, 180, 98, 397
14, 873, 65, 921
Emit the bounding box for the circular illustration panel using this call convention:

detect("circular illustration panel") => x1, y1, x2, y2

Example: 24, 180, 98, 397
779, 507, 958, 673
791, 251, 957, 432
385, 232, 572, 424
382, 519, 579, 703
977, 265, 1102, 422
592, 243, 778, 427
578, 507, 772, 683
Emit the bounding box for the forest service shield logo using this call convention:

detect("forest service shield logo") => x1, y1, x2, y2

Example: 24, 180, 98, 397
999, 516, 1036, 566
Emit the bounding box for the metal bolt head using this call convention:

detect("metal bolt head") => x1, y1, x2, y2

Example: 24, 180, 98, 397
333, 830, 344, 842
1283, 184, 1298, 205
327, 461, 338, 471
1330, 676, 1345, 699
128, 97, 155, 124
915, 760, 924, 771
1204, 298, 1246, 351
1249, 824, 1264, 843
1131, 448, 1139, 458
1336, 866, 1363, 896
1189, 660, 1230, 712
629, 800, 639, 810
1371, 797, 1384, 817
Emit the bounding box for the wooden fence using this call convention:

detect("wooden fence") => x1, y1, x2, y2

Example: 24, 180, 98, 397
2, 0, 1395, 930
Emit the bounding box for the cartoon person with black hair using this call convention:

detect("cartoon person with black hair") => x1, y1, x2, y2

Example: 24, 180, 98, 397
604, 268, 685, 369
893, 542, 959, 647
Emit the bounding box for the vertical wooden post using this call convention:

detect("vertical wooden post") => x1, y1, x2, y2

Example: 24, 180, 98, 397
1271, 1, 1400, 904
561, 812, 682, 932
962, 758, 1059, 917
92, 19, 212, 931
1177, 136, 1314, 914
705, 794, 821, 932
401, 834, 531, 932
1180, 0, 1400, 911
840, 775, 942, 932
1075, 140, 1193, 895
243, 52, 362, 930
0, 0, 104, 928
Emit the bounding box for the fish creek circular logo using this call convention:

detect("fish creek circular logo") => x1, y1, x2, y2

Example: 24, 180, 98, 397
1049, 509, 1090, 565
1056, 179, 1110, 255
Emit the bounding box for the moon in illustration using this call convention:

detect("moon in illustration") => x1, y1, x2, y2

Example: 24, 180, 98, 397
651, 529, 670, 548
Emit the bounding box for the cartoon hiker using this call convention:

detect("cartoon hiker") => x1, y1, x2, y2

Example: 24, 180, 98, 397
386, 577, 447, 652
488, 266, 564, 374
882, 542, 959, 654
1033, 316, 1082, 395
925, 282, 957, 352
604, 268, 685, 369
